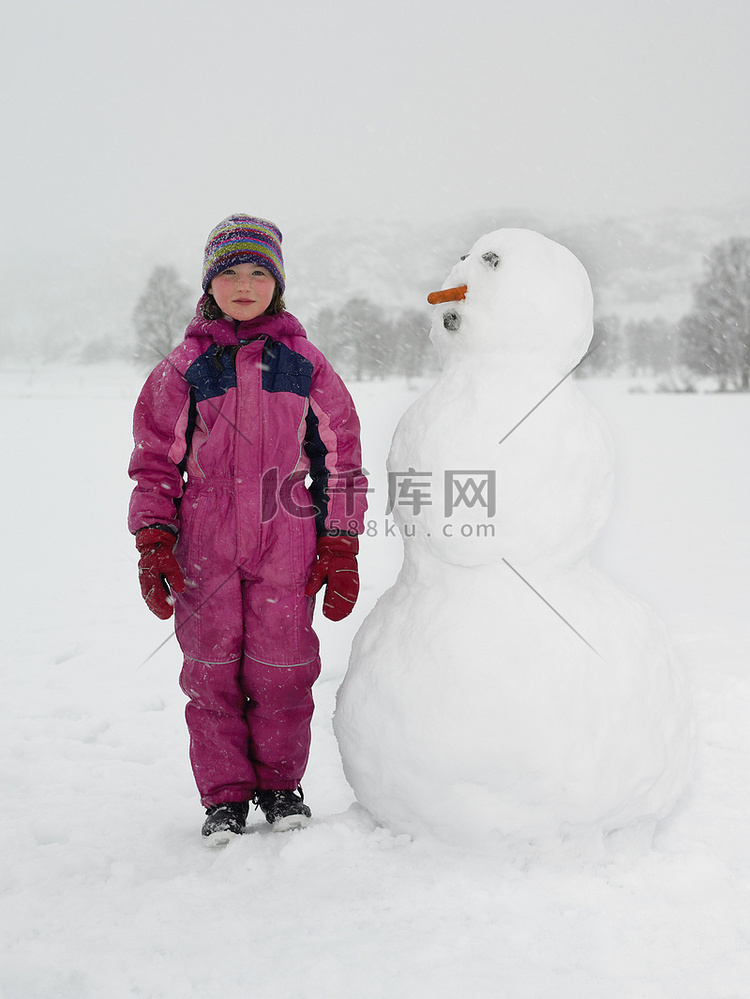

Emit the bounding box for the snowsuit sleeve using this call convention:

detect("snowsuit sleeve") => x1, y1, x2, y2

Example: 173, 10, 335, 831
128, 348, 193, 535
305, 356, 368, 537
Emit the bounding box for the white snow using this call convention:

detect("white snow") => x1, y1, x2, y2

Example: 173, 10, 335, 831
1, 362, 749, 998
336, 231, 694, 850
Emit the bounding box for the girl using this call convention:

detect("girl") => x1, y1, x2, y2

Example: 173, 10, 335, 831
128, 215, 367, 842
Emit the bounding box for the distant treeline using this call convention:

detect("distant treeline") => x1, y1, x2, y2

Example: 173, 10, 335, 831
132, 236, 750, 391
306, 300, 438, 380
582, 236, 750, 391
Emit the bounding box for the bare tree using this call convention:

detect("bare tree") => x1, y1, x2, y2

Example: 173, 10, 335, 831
336, 297, 392, 379
391, 308, 438, 380
679, 237, 750, 390
625, 317, 677, 376
577, 315, 624, 376
133, 266, 193, 367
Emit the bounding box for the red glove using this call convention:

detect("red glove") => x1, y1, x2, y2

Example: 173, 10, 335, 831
135, 527, 185, 620
304, 535, 360, 621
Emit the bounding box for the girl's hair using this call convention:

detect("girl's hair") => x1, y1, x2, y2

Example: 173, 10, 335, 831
201, 284, 286, 320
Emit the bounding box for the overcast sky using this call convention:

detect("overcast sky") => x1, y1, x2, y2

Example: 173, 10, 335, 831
2, 0, 748, 263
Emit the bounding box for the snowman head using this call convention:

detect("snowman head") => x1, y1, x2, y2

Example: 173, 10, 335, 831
429, 229, 593, 374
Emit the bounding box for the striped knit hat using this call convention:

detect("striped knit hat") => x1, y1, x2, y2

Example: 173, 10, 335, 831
202, 215, 285, 293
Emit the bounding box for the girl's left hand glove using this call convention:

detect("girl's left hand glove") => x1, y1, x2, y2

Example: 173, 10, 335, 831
304, 535, 359, 621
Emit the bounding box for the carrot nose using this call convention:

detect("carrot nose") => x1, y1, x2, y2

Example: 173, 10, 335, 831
427, 285, 467, 305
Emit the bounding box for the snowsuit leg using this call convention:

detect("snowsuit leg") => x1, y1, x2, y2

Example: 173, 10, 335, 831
240, 572, 321, 791
176, 565, 253, 805
175, 562, 320, 807
180, 655, 257, 805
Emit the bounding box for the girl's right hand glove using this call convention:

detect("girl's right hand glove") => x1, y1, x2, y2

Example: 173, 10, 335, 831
304, 535, 359, 621
135, 527, 185, 620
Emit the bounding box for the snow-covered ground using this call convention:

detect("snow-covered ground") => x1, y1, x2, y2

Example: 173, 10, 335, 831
1, 364, 749, 999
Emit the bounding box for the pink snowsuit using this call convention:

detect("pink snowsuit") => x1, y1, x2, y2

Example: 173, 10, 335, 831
128, 305, 367, 806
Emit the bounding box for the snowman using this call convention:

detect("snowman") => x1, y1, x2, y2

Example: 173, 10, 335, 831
334, 228, 693, 853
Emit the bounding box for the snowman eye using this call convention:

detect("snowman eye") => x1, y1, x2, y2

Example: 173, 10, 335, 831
460, 254, 468, 261
482, 251, 500, 269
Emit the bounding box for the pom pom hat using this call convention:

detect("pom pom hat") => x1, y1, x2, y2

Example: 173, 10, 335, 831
202, 215, 285, 294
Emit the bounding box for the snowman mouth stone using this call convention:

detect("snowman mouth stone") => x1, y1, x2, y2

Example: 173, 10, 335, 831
442, 309, 462, 331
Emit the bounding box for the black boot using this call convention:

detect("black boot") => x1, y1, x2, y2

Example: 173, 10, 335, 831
201, 801, 249, 843
254, 787, 311, 830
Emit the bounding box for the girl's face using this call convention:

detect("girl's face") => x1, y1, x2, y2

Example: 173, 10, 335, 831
209, 263, 276, 321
